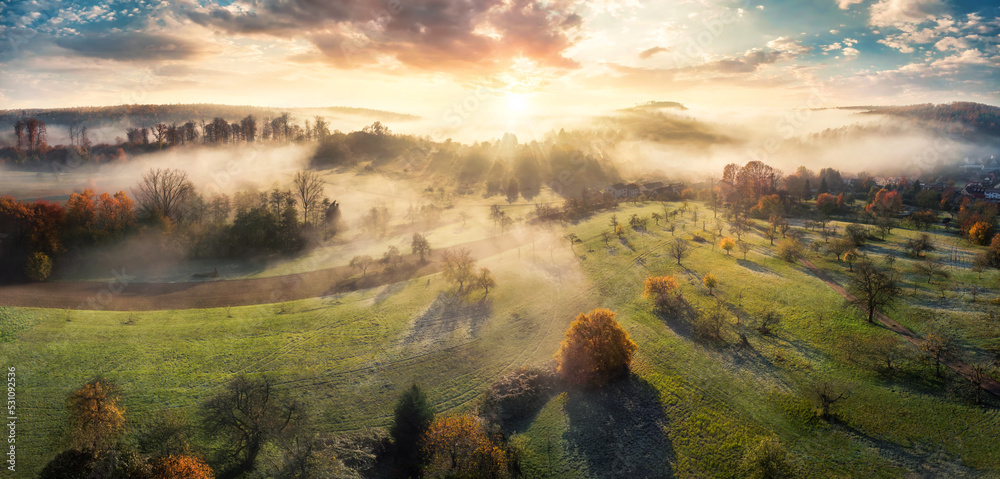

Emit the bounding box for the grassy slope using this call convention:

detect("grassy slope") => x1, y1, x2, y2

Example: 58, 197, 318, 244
516, 202, 1000, 478
4, 200, 1000, 477
0, 235, 588, 476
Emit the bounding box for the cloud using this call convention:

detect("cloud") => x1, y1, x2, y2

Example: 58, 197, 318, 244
869, 0, 949, 28
183, 0, 582, 77
638, 46, 669, 59
842, 47, 860, 56
934, 36, 968, 50
837, 0, 864, 10
55, 32, 207, 61
766, 37, 813, 55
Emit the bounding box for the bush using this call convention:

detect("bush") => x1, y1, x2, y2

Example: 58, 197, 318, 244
150, 455, 214, 479
479, 367, 556, 425
25, 251, 53, 281
740, 437, 794, 479
555, 308, 637, 387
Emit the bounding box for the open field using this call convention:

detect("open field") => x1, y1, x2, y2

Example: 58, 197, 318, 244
4, 200, 1000, 477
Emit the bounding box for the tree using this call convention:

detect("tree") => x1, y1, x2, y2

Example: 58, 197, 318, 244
913, 258, 948, 284
565, 232, 580, 253
421, 414, 508, 478
968, 221, 994, 245
292, 171, 325, 224
668, 238, 690, 265
391, 385, 435, 477
740, 437, 793, 479
842, 249, 859, 271
26, 251, 53, 281
363, 203, 392, 236
644, 276, 681, 311
719, 237, 736, 255
847, 256, 901, 323
703, 273, 718, 295
133, 168, 194, 222
555, 308, 637, 387
777, 238, 803, 263
756, 308, 780, 335
476, 267, 496, 297
350, 254, 375, 277
809, 380, 852, 420
411, 233, 432, 262
66, 377, 126, 451
600, 231, 612, 246
151, 455, 214, 479
738, 240, 752, 260
920, 333, 952, 377
651, 212, 662, 225
200, 375, 302, 479
442, 248, 476, 292
906, 234, 933, 258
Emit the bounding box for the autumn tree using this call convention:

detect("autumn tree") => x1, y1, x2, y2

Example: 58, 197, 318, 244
719, 237, 736, 255
703, 273, 718, 295
644, 275, 681, 311
151, 455, 214, 479
847, 256, 901, 323
391, 384, 435, 477
668, 238, 690, 265
778, 238, 803, 263
66, 377, 126, 451
200, 375, 303, 479
421, 414, 508, 478
555, 308, 637, 387
442, 248, 476, 292
292, 171, 325, 224
26, 251, 53, 282
133, 168, 194, 222
968, 221, 994, 245
411, 233, 432, 262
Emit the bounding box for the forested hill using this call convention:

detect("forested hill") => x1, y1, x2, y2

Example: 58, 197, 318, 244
854, 102, 1000, 138
0, 104, 420, 128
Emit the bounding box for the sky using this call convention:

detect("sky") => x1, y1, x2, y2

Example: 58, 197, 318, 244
0, 0, 998, 125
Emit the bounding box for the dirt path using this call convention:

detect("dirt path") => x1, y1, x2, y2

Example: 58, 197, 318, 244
798, 256, 1000, 399
0, 234, 528, 311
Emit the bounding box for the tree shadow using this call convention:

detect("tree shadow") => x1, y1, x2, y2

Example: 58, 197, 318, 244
563, 375, 675, 478
401, 292, 493, 347
652, 297, 698, 342
736, 259, 775, 276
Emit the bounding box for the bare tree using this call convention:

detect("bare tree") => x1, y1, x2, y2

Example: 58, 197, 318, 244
668, 238, 690, 265
847, 256, 901, 323
133, 168, 194, 221
809, 380, 853, 420
913, 258, 948, 284
292, 171, 325, 224
350, 255, 376, 277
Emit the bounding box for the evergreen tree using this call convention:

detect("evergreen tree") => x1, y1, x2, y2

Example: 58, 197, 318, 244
802, 179, 812, 200
390, 384, 435, 477
818, 177, 829, 195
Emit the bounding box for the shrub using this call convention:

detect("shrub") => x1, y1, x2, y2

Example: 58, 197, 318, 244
479, 367, 556, 425
26, 251, 53, 281
740, 437, 794, 479
555, 308, 637, 387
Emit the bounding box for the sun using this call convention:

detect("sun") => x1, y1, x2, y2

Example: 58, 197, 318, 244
506, 93, 529, 114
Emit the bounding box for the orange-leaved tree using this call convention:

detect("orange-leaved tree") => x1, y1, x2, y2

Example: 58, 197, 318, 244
151, 455, 214, 479
644, 276, 681, 311
421, 414, 508, 478
719, 237, 736, 255
555, 308, 637, 387
66, 377, 126, 451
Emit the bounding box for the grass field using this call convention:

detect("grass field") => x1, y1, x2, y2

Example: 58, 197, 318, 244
3, 200, 1000, 477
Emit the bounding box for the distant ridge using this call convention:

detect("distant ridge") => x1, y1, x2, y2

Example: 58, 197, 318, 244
0, 103, 421, 127
837, 102, 1000, 138
618, 101, 688, 112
